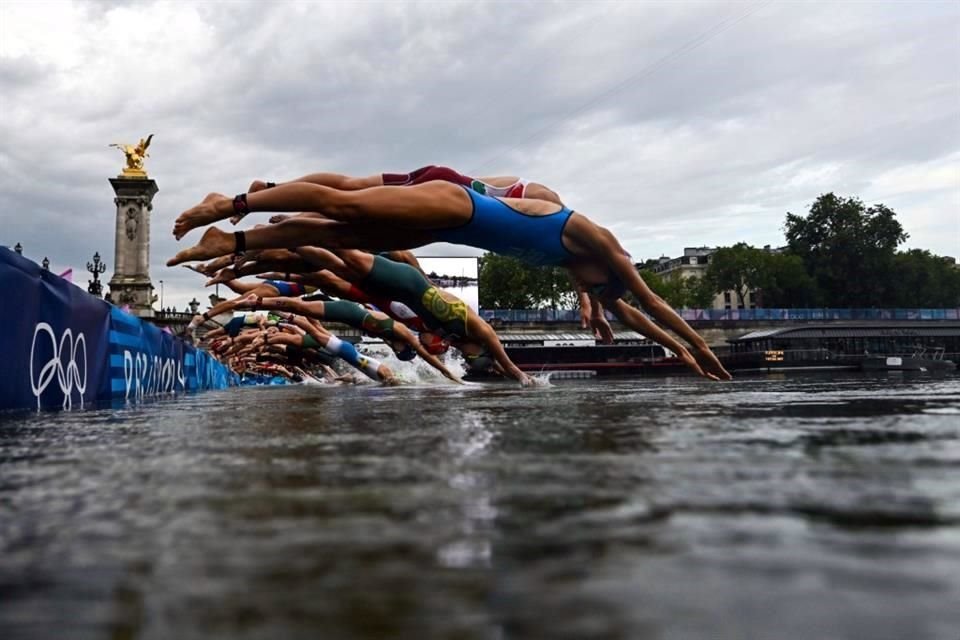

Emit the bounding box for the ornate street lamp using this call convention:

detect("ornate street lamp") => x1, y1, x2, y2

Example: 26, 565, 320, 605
189, 298, 200, 314
159, 279, 164, 310
41, 257, 50, 270
87, 251, 106, 297
14, 242, 22, 255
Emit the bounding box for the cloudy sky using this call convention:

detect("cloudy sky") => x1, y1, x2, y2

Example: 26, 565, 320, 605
2, 0, 957, 311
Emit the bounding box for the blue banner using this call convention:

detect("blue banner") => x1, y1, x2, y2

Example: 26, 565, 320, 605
1, 247, 237, 411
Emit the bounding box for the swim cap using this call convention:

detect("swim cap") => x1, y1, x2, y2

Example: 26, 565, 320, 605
466, 354, 494, 372
419, 332, 449, 356
392, 342, 417, 361
587, 274, 627, 301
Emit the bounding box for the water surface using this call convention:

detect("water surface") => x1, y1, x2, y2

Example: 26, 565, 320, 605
2, 373, 959, 640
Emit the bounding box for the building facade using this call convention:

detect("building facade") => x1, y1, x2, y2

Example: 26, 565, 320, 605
647, 247, 760, 310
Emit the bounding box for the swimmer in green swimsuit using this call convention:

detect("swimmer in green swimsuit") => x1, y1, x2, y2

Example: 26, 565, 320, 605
287, 247, 531, 385
234, 293, 462, 384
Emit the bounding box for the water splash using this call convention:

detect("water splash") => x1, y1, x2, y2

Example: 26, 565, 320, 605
356, 342, 468, 386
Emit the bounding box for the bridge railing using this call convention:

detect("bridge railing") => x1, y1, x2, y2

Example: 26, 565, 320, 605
479, 308, 960, 323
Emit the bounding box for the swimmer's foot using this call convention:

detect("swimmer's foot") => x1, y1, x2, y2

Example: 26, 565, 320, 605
181, 263, 207, 276
205, 267, 237, 287
167, 227, 237, 266
173, 193, 230, 240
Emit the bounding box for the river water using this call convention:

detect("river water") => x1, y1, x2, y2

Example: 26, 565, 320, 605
2, 372, 959, 640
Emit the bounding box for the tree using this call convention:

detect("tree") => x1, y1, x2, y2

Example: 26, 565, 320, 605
478, 254, 577, 309
478, 254, 535, 309
636, 270, 713, 308
527, 266, 579, 310
685, 275, 717, 308
785, 193, 907, 306
703, 243, 767, 307
890, 250, 960, 308
757, 252, 821, 307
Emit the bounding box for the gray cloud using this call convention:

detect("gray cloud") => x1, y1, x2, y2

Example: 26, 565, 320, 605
1, 0, 957, 311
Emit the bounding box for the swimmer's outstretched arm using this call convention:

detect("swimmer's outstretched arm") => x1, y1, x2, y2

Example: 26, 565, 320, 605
392, 323, 462, 384
587, 294, 614, 344
235, 294, 324, 321
582, 230, 731, 381
471, 323, 531, 386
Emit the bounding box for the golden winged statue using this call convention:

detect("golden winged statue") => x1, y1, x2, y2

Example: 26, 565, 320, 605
109, 134, 154, 177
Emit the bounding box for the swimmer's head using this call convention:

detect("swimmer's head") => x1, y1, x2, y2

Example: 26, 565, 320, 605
587, 275, 628, 302
389, 340, 417, 361
464, 353, 494, 372
418, 332, 450, 356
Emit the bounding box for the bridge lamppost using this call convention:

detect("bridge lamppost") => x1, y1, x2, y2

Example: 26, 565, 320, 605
41, 257, 49, 270
14, 242, 22, 255
159, 280, 164, 311
189, 298, 200, 315
86, 251, 106, 298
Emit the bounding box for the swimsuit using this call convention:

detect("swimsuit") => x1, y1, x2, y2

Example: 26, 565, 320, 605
361, 255, 469, 340
264, 280, 317, 297
434, 187, 576, 267
382, 165, 527, 198
346, 284, 429, 332
321, 300, 400, 341
224, 313, 260, 337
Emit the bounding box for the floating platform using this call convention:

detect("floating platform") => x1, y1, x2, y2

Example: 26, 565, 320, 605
464, 331, 690, 379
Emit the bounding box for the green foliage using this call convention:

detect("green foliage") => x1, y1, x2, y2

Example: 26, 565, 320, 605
704, 243, 766, 307
685, 275, 717, 308
478, 254, 577, 309
889, 250, 960, 307
785, 193, 907, 306
757, 252, 820, 307
702, 244, 820, 308
637, 270, 713, 309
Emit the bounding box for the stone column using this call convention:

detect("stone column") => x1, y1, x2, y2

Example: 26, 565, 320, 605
107, 177, 159, 317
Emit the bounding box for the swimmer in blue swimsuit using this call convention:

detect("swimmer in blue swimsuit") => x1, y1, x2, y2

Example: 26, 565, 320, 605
170, 180, 731, 381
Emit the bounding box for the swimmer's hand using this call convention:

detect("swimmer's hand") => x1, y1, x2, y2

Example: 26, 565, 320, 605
693, 346, 732, 381
590, 314, 614, 344
676, 347, 718, 381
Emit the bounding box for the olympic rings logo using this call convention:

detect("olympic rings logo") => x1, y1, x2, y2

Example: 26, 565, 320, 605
29, 322, 88, 410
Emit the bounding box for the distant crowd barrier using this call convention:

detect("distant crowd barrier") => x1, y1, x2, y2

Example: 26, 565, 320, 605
1, 247, 237, 411
480, 307, 960, 323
